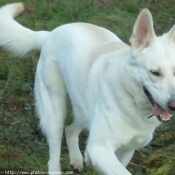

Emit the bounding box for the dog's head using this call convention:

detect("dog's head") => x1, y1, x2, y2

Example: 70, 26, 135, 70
129, 9, 175, 123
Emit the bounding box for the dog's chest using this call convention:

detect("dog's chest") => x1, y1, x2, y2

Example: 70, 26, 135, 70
129, 131, 153, 150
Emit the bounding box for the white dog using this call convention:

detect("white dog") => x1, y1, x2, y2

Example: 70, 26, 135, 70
0, 3, 175, 175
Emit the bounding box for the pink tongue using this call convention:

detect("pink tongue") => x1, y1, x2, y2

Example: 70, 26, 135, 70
152, 103, 170, 120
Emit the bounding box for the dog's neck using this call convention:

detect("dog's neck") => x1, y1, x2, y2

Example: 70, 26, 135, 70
111, 56, 160, 128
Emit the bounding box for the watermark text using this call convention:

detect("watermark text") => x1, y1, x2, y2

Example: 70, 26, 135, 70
1, 170, 73, 175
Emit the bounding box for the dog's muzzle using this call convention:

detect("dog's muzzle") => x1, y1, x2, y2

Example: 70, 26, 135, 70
143, 86, 173, 123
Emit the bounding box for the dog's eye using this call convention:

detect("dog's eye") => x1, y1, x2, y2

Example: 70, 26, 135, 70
150, 70, 160, 76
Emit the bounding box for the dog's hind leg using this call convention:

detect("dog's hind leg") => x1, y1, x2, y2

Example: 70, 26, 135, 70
35, 58, 67, 173
65, 119, 85, 172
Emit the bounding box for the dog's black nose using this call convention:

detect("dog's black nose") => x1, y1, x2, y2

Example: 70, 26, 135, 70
167, 99, 175, 111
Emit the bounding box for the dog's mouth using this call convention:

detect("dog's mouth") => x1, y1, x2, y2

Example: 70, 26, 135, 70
143, 87, 172, 123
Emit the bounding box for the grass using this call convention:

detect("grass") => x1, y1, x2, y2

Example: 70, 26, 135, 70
0, 0, 175, 174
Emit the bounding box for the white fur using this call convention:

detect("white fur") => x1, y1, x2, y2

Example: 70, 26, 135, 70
1, 3, 175, 175
0, 3, 49, 57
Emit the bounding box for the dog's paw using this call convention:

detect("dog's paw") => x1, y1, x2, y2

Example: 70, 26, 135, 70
70, 159, 83, 172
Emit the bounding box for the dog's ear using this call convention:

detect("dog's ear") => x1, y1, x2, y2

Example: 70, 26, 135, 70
129, 9, 156, 52
167, 25, 175, 42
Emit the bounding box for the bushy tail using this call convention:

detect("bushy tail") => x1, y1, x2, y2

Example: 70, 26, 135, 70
0, 2, 49, 57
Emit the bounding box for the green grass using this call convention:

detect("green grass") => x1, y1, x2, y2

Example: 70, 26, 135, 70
0, 0, 175, 174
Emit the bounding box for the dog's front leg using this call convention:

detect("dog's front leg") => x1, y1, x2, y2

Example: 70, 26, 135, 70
115, 149, 135, 167
85, 144, 131, 175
